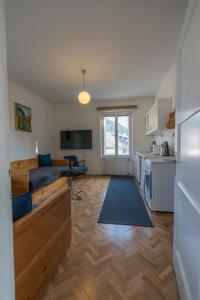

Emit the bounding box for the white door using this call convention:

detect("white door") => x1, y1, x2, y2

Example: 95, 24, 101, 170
174, 1, 200, 299
101, 111, 133, 175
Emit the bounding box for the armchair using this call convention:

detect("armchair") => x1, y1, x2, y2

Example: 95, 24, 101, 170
64, 156, 88, 173
63, 155, 87, 200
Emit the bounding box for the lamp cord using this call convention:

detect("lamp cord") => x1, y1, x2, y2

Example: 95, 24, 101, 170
82, 69, 86, 90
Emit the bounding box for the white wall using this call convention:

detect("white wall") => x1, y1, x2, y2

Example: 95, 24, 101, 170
8, 82, 154, 174
0, 0, 15, 299
154, 64, 176, 154
53, 98, 154, 174
156, 64, 176, 111
8, 81, 55, 160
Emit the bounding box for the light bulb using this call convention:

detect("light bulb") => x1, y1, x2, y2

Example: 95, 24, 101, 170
78, 91, 91, 104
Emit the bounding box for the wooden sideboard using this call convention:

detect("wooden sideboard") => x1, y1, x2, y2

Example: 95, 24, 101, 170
11, 158, 71, 300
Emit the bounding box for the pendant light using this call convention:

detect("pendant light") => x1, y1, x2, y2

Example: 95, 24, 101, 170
78, 69, 91, 104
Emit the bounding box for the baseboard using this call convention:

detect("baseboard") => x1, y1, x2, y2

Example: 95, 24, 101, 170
173, 249, 191, 300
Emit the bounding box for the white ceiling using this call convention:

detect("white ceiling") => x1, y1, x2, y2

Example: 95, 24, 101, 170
6, 0, 188, 103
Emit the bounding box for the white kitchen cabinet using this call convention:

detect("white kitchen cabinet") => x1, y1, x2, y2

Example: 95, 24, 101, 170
135, 153, 141, 183
140, 157, 146, 191
145, 98, 172, 135
135, 152, 148, 191
144, 159, 175, 212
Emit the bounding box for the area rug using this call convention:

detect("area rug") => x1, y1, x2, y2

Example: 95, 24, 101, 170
98, 176, 153, 227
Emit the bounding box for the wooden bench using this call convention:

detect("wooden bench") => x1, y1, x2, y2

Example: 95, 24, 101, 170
11, 157, 71, 300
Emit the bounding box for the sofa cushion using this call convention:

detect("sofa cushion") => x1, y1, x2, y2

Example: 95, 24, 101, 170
12, 192, 32, 222
38, 153, 52, 167
38, 165, 70, 175
29, 168, 59, 193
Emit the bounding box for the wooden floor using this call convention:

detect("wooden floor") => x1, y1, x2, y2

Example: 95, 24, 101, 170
42, 176, 179, 300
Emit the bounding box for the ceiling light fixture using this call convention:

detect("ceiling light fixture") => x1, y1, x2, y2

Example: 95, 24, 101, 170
78, 69, 91, 105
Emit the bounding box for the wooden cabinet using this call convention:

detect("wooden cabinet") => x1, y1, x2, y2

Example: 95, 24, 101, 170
14, 187, 71, 300
145, 98, 172, 135
11, 158, 71, 300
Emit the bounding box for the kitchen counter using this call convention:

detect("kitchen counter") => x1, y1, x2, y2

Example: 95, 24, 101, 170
136, 152, 150, 158
136, 152, 176, 163
135, 151, 176, 212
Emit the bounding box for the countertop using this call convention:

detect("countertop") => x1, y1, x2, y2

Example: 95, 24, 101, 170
136, 151, 176, 163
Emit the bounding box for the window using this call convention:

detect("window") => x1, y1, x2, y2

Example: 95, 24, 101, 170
101, 112, 132, 157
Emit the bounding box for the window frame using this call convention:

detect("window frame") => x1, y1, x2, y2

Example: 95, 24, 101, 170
101, 111, 133, 158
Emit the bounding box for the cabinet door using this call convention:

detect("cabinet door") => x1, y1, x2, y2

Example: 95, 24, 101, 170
154, 102, 158, 130
145, 113, 149, 133
148, 108, 154, 132
151, 102, 158, 131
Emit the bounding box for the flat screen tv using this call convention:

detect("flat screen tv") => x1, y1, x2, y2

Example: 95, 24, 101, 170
60, 130, 92, 149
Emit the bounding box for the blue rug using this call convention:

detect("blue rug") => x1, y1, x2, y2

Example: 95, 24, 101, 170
98, 176, 153, 227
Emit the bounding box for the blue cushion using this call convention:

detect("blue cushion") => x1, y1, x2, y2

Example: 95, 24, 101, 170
38, 153, 52, 167
29, 168, 60, 193
12, 192, 32, 222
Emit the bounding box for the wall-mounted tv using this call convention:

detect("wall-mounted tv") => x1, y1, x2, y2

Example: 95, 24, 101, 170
60, 130, 92, 149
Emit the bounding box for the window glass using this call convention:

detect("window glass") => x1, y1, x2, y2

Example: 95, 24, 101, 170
118, 116, 129, 155
102, 113, 131, 156
104, 116, 115, 155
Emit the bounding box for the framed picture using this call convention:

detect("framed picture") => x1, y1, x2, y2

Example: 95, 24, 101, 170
15, 103, 32, 132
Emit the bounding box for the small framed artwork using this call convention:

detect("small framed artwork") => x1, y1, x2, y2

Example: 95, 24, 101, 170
15, 103, 32, 132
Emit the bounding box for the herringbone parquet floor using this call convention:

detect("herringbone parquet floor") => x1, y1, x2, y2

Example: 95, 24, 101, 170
42, 176, 179, 300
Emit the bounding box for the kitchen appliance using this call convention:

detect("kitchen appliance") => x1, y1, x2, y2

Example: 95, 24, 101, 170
152, 145, 161, 155
144, 158, 176, 212
150, 140, 156, 154
160, 141, 170, 156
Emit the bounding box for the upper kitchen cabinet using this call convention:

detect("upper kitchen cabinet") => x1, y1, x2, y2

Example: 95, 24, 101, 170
145, 98, 172, 135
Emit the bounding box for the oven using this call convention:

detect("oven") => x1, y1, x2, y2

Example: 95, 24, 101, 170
144, 160, 152, 208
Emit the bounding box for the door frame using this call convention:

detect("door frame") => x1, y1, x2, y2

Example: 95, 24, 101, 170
100, 110, 133, 159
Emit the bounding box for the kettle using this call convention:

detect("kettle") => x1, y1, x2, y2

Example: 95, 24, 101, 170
160, 141, 170, 156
